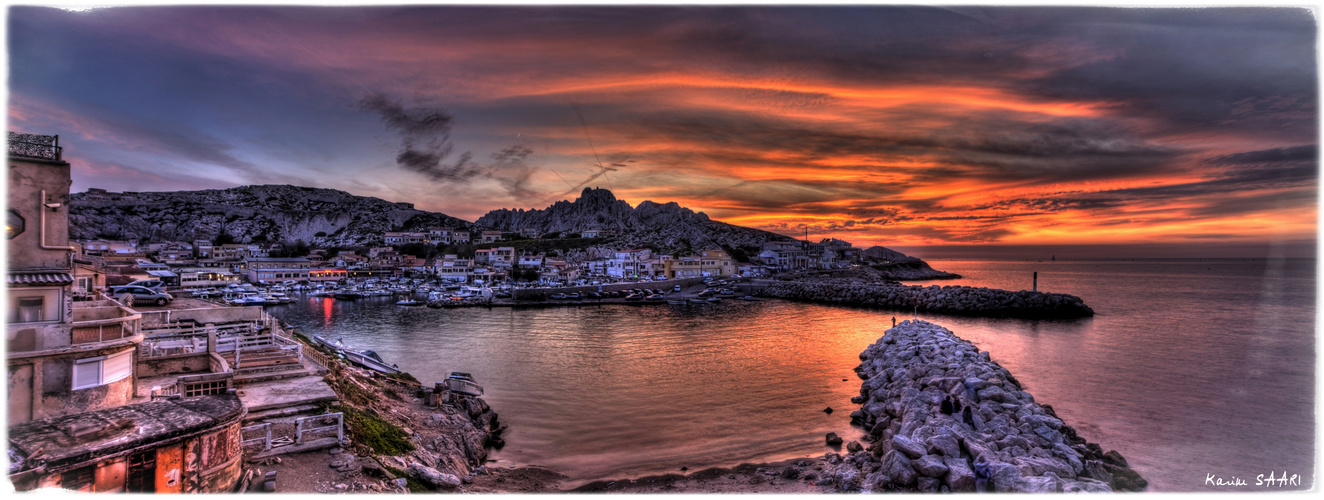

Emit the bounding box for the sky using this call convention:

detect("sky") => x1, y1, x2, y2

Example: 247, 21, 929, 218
5, 4, 1319, 257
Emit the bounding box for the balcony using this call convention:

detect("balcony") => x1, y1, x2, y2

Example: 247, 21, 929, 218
7, 132, 62, 161
71, 300, 141, 345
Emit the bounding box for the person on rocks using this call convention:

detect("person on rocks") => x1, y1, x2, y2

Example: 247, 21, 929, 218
891, 316, 896, 327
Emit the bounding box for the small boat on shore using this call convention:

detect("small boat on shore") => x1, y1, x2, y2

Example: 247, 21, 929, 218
739, 296, 761, 301
313, 335, 403, 375
445, 372, 484, 396
396, 299, 423, 306
687, 298, 705, 304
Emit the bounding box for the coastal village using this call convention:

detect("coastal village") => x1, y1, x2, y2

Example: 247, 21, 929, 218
7, 133, 1137, 493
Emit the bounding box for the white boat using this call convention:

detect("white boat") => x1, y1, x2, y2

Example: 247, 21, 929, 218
445, 372, 484, 396
739, 295, 762, 301
313, 335, 403, 375
396, 299, 423, 306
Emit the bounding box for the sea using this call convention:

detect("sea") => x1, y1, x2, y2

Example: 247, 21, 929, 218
264, 258, 1316, 492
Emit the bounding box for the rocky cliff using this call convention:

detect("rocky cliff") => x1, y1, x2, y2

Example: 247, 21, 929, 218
476, 187, 794, 252
69, 185, 473, 247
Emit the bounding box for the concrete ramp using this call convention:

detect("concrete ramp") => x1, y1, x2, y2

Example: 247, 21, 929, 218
237, 375, 338, 412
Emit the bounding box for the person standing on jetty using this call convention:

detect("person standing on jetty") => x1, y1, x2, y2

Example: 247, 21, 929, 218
892, 316, 896, 327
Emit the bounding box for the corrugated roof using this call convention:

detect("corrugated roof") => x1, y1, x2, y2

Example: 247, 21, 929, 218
8, 272, 74, 286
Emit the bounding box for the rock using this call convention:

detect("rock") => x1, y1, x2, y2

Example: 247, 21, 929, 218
890, 434, 926, 459
1016, 475, 1061, 493
1082, 460, 1113, 484
926, 431, 961, 458
823, 407, 834, 414
780, 467, 801, 480
1102, 450, 1129, 468
917, 476, 942, 492
833, 465, 861, 491
407, 465, 462, 490
1103, 463, 1148, 491
393, 478, 408, 490
861, 471, 890, 491
1062, 477, 1113, 492
914, 455, 950, 478
943, 456, 976, 492
826, 432, 844, 446
881, 450, 917, 487
825, 452, 842, 465
846, 440, 863, 453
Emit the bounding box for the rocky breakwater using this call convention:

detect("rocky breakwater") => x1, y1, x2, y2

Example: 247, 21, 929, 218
761, 281, 1093, 319
825, 320, 1145, 492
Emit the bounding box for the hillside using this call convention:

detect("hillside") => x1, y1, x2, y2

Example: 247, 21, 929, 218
69, 185, 473, 247
476, 187, 795, 254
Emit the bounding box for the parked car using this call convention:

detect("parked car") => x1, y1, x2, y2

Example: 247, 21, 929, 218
113, 286, 173, 306
110, 279, 164, 295
673, 285, 682, 292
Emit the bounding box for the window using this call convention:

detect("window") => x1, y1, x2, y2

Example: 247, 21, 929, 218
73, 350, 134, 390
7, 289, 61, 323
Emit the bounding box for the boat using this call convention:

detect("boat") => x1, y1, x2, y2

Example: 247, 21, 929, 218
396, 299, 423, 306
706, 296, 722, 302
687, 298, 706, 304
738, 295, 762, 301
445, 372, 484, 396
334, 290, 364, 300
312, 335, 403, 375
667, 299, 685, 305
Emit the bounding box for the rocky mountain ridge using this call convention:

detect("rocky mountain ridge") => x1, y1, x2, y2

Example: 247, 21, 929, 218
69, 184, 473, 247
476, 187, 795, 252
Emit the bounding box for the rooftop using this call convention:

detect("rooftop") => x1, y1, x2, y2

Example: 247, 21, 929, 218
7, 132, 62, 162
8, 394, 244, 473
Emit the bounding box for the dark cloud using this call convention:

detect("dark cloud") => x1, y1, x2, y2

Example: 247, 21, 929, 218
1205, 144, 1317, 165
356, 92, 481, 181
487, 144, 540, 199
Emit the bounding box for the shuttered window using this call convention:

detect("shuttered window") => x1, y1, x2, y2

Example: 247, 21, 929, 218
73, 357, 102, 390
104, 350, 133, 384
73, 349, 134, 390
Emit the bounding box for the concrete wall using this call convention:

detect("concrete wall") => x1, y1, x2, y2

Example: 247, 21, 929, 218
8, 157, 73, 271
513, 276, 709, 301
7, 322, 73, 353
32, 349, 136, 422
138, 353, 212, 378
139, 306, 261, 328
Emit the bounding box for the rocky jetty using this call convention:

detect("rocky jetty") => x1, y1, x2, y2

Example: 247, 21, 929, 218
824, 320, 1145, 492
759, 280, 1093, 319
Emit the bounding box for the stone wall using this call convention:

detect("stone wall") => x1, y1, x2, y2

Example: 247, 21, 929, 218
138, 352, 212, 377
755, 281, 1093, 319
821, 320, 1145, 492
511, 277, 708, 301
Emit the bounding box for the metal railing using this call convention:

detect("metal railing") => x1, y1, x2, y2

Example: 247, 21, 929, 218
8, 132, 61, 161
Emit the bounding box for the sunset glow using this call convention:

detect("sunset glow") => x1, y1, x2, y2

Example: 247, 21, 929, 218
6, 5, 1316, 255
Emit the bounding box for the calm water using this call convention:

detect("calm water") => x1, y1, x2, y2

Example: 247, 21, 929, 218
266, 259, 1315, 491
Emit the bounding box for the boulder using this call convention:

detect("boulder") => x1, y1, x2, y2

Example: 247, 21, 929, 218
917, 476, 942, 492
890, 434, 926, 459
914, 455, 950, 478
942, 456, 976, 492
407, 465, 462, 490
832, 465, 861, 491
1062, 477, 1114, 493
825, 432, 844, 446
926, 432, 962, 458
846, 440, 864, 453
881, 450, 918, 487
